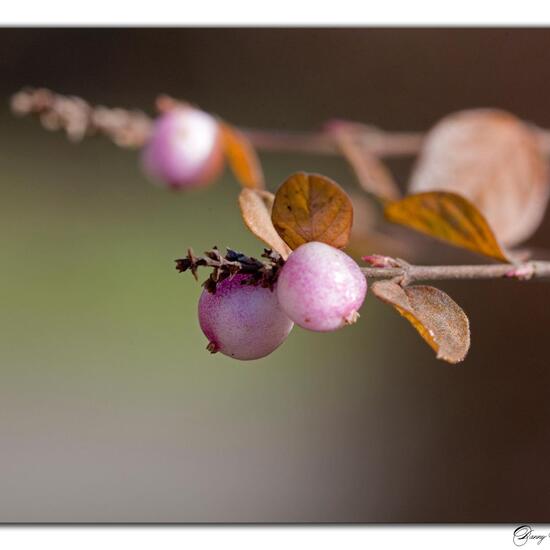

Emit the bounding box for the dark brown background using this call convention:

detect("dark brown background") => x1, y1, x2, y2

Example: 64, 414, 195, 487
0, 28, 549, 522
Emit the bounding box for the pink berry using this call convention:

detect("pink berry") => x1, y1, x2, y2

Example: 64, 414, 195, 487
142, 107, 224, 189
198, 275, 294, 361
276, 242, 367, 332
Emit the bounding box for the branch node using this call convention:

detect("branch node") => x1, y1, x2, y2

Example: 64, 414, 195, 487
504, 263, 535, 281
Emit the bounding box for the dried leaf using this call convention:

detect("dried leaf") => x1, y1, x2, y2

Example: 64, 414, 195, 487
372, 280, 470, 364
409, 109, 550, 247
330, 122, 401, 201
220, 122, 264, 189
271, 172, 353, 250
238, 189, 292, 259
384, 191, 510, 262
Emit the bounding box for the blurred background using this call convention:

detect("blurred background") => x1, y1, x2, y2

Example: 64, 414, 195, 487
1, 28, 550, 522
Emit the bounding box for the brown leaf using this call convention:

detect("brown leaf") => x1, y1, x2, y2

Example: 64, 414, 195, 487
271, 172, 354, 250
238, 189, 292, 259
409, 109, 550, 247
372, 280, 470, 364
384, 191, 510, 262
220, 122, 264, 189
330, 122, 401, 201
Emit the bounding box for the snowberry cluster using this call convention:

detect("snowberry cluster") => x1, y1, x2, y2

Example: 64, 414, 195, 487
16, 88, 542, 366
179, 242, 367, 361
139, 109, 371, 360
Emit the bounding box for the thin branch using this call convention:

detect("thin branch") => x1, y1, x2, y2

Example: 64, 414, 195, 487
242, 127, 424, 158
361, 261, 550, 284
11, 87, 152, 148
13, 87, 550, 158
177, 248, 550, 289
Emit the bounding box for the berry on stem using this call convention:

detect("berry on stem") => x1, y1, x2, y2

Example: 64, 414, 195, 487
276, 241, 367, 332
198, 274, 294, 360
142, 107, 223, 189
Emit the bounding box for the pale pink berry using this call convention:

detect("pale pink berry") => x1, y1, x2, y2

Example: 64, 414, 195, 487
198, 275, 294, 361
142, 107, 224, 189
276, 242, 367, 332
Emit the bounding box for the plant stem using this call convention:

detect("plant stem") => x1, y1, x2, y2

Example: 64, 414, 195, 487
13, 87, 550, 158
241, 127, 424, 158
361, 262, 550, 284
10, 87, 152, 148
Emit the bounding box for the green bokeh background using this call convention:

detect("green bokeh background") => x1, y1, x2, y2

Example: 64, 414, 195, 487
1, 28, 550, 522
1, 113, 400, 521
